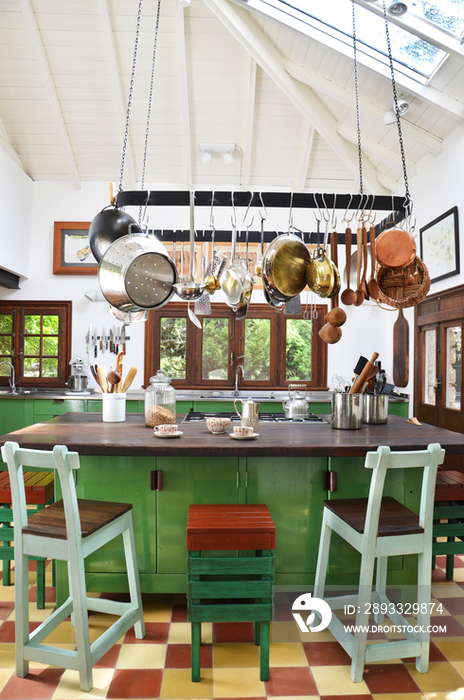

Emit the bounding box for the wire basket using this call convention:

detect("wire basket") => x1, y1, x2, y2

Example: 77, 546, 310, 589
377, 256, 430, 309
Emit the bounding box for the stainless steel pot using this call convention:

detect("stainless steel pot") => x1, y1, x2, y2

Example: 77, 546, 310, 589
362, 394, 388, 424
331, 392, 362, 430
262, 233, 310, 302
98, 233, 178, 312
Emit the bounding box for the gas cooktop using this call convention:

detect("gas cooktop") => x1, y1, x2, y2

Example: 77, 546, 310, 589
182, 410, 324, 423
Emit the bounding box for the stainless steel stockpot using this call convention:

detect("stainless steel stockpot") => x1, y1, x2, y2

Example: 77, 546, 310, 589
98, 233, 178, 312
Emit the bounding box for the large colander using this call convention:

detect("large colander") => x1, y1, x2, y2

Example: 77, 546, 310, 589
98, 233, 178, 312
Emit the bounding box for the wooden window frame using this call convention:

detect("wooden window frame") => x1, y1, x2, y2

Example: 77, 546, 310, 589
144, 302, 328, 391
0, 301, 72, 388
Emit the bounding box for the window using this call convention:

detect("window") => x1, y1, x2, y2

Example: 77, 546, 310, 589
144, 303, 327, 390
0, 301, 72, 388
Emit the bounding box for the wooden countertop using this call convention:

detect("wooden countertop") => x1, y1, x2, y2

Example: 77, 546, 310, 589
0, 413, 463, 458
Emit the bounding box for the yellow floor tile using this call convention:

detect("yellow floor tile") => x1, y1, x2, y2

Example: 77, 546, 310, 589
213, 643, 259, 668
212, 667, 266, 697
451, 660, 464, 679
160, 667, 213, 698
404, 661, 464, 692
8, 600, 56, 622
0, 586, 15, 603
311, 665, 371, 695
115, 643, 166, 669
435, 639, 464, 661
0, 642, 17, 668
52, 668, 113, 699
269, 642, 309, 667
140, 603, 173, 622
296, 627, 337, 642
372, 694, 424, 700
87, 613, 124, 644
450, 568, 464, 583
0, 668, 14, 693
42, 620, 77, 645
423, 693, 464, 700
432, 583, 464, 598
271, 621, 302, 643
168, 621, 212, 644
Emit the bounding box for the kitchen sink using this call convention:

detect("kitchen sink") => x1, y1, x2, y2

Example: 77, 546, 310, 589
200, 395, 277, 401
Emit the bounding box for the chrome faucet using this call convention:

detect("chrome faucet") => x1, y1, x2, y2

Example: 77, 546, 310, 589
0, 361, 16, 394
233, 364, 244, 396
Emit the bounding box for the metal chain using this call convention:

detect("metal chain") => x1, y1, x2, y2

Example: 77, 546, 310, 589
118, 0, 144, 194
140, 0, 162, 196
352, 0, 363, 196
382, 0, 412, 216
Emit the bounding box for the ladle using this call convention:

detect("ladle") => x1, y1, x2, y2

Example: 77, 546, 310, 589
367, 223, 380, 299
340, 227, 356, 306
324, 230, 346, 328
173, 192, 205, 301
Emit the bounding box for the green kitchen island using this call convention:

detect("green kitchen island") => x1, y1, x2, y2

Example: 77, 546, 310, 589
0, 412, 461, 604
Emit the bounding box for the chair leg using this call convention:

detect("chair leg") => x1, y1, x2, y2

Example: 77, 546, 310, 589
374, 557, 388, 623
255, 620, 260, 646
314, 512, 332, 601
350, 553, 376, 683
415, 548, 432, 674
15, 552, 30, 678
122, 518, 146, 639
67, 554, 93, 692
446, 553, 455, 580
191, 621, 201, 682
36, 559, 45, 610
259, 620, 270, 682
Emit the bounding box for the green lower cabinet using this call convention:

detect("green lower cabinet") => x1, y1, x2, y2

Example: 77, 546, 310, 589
156, 456, 240, 576
245, 456, 327, 588
0, 398, 32, 435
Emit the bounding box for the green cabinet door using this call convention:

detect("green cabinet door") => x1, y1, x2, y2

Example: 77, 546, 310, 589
33, 399, 86, 421
156, 456, 240, 575
245, 455, 327, 587
0, 398, 31, 435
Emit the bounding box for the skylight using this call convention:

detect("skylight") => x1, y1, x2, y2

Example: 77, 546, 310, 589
235, 0, 462, 81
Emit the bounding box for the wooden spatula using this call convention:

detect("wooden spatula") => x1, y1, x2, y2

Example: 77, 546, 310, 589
393, 309, 409, 387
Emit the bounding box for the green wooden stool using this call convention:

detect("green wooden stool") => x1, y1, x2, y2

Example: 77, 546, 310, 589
186, 503, 276, 683
433, 470, 464, 580
0, 470, 54, 608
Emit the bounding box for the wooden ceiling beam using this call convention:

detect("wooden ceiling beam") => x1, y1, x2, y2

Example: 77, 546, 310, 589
203, 0, 390, 194
297, 125, 315, 191
242, 57, 257, 189
19, 0, 81, 189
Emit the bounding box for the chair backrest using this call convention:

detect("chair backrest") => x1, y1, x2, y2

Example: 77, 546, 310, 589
1, 441, 81, 545
363, 443, 445, 541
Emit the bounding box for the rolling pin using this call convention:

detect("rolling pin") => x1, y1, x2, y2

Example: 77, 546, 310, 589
350, 352, 379, 394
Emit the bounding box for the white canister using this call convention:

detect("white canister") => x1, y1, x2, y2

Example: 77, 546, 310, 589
102, 392, 126, 422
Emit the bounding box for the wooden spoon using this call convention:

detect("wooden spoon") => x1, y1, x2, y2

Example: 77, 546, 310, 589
325, 230, 347, 328
107, 370, 121, 394
354, 226, 364, 307
367, 224, 380, 300
340, 227, 356, 306
318, 322, 342, 344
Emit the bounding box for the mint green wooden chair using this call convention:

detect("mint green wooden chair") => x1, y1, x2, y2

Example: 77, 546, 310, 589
1, 441, 145, 692
313, 443, 444, 683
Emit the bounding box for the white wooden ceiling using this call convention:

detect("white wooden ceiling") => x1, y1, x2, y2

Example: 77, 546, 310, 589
0, 0, 462, 194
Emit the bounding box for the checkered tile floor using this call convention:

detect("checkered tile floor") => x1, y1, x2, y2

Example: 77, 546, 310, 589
0, 556, 464, 699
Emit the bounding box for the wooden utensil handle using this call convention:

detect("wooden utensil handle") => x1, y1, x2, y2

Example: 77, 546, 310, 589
370, 225, 376, 277
331, 231, 338, 310
345, 227, 351, 284
350, 352, 379, 393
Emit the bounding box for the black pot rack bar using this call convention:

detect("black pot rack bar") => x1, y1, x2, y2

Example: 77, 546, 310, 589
115, 190, 407, 244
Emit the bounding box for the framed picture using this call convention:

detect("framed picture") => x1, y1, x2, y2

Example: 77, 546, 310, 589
419, 207, 460, 284
53, 222, 98, 275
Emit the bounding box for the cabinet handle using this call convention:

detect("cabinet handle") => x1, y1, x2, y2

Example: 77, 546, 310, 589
323, 471, 338, 493
150, 470, 163, 491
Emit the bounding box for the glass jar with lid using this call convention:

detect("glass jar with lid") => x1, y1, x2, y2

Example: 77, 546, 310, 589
144, 369, 176, 427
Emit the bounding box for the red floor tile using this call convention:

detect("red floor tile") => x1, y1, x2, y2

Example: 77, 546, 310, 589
432, 568, 449, 582
213, 622, 256, 643
321, 696, 373, 700
0, 668, 64, 700
0, 602, 14, 620
303, 641, 351, 665
171, 604, 188, 622
265, 666, 318, 696
439, 596, 464, 615
107, 669, 163, 699
165, 642, 212, 668
94, 644, 121, 668
0, 621, 40, 642
28, 585, 56, 604
363, 664, 420, 693
431, 615, 464, 637
403, 641, 447, 663
273, 604, 294, 622
123, 622, 170, 643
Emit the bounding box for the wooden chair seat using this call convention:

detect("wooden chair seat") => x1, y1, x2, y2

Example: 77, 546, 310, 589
23, 499, 132, 539
323, 496, 423, 536
433, 470, 464, 580
0, 470, 55, 609
187, 503, 275, 684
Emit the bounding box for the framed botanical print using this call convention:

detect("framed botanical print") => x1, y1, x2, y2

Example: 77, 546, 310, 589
419, 207, 460, 284
53, 222, 97, 275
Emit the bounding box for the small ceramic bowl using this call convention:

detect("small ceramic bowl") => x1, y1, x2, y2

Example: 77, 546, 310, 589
157, 423, 178, 435
206, 417, 231, 434
233, 425, 254, 438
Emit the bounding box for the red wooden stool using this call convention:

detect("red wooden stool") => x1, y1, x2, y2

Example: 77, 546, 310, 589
433, 470, 464, 579
0, 470, 54, 608
187, 504, 275, 682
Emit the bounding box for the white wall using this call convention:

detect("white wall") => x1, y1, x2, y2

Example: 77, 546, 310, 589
0, 148, 33, 277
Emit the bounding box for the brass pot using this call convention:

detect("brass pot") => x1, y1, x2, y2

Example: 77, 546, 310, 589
306, 252, 340, 299
262, 233, 310, 300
